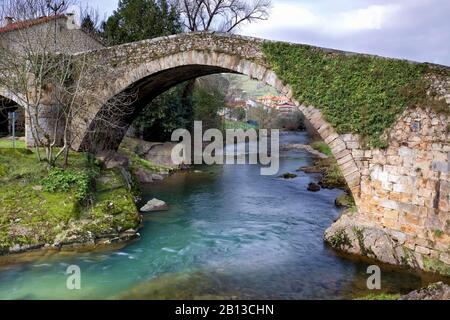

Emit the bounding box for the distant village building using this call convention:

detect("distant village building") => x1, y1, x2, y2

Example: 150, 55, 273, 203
0, 9, 104, 136
274, 101, 296, 114
256, 94, 294, 113
257, 95, 288, 108
0, 11, 104, 53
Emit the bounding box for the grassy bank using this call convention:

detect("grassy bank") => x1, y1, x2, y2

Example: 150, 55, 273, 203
0, 137, 25, 148
309, 141, 349, 190
0, 141, 141, 254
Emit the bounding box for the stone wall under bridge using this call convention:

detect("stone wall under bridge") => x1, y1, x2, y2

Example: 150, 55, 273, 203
16, 32, 450, 275
323, 107, 450, 275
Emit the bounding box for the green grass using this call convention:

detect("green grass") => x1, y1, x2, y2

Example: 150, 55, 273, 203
0, 137, 26, 148
355, 293, 400, 300
311, 141, 332, 157
224, 120, 257, 130
0, 148, 140, 252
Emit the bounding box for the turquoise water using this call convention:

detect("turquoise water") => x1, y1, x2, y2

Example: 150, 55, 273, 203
0, 132, 445, 299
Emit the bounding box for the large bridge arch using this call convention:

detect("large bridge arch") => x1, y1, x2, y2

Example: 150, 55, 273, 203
71, 33, 362, 192
76, 51, 287, 151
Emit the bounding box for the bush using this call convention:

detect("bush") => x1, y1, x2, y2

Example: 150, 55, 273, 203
42, 168, 97, 203
311, 141, 332, 157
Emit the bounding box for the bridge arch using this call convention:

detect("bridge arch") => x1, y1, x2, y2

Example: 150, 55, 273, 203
70, 32, 364, 196
77, 51, 287, 151
0, 88, 29, 139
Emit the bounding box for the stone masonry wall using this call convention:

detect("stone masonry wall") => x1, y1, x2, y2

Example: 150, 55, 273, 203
323, 105, 450, 275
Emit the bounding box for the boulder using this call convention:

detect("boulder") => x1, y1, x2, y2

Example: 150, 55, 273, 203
96, 151, 129, 169
140, 198, 168, 212
335, 192, 354, 208
135, 168, 154, 183
400, 282, 450, 300
144, 142, 179, 167
307, 182, 321, 192
280, 172, 297, 179
151, 174, 165, 181
324, 213, 422, 269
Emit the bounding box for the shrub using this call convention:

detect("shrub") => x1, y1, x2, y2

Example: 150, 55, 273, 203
311, 141, 332, 157
42, 167, 97, 203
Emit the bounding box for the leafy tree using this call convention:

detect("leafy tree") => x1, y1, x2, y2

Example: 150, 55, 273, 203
193, 86, 225, 131
103, 0, 181, 45
81, 15, 96, 33
133, 86, 192, 141
102, 0, 187, 141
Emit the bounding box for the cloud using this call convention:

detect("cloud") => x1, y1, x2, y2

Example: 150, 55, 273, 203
244, 2, 400, 36
241, 0, 450, 66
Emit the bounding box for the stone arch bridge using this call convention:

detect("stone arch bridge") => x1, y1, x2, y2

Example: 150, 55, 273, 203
1, 32, 450, 274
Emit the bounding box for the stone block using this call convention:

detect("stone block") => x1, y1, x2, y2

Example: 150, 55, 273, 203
398, 146, 414, 157
384, 210, 399, 221
379, 199, 399, 210
440, 253, 450, 265
337, 153, 354, 166
415, 245, 431, 255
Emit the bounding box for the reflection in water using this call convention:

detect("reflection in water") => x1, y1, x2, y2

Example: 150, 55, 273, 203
0, 132, 447, 300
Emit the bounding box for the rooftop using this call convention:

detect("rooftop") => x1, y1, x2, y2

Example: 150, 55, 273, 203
0, 14, 66, 34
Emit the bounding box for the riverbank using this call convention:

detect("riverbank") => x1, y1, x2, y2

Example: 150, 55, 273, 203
0, 147, 142, 255
0, 134, 188, 257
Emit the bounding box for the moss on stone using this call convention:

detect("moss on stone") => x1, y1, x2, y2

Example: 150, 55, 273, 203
0, 149, 140, 253
423, 257, 450, 276
432, 229, 444, 238
310, 141, 332, 157
327, 228, 352, 250
352, 227, 374, 257
335, 192, 355, 208
400, 246, 416, 267
354, 293, 400, 300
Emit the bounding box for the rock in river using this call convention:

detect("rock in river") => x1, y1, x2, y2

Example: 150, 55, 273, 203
140, 198, 168, 212
280, 172, 297, 179
400, 282, 450, 300
135, 168, 154, 183
307, 182, 321, 192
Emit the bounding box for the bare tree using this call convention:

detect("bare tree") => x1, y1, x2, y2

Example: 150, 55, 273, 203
0, 0, 135, 166
176, 0, 271, 32
0, 0, 72, 21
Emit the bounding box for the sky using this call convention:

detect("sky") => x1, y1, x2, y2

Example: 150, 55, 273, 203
80, 0, 450, 66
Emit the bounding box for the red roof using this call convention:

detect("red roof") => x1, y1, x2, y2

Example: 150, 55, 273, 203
0, 15, 65, 34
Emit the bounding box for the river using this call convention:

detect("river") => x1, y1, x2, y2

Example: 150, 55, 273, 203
0, 132, 444, 299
